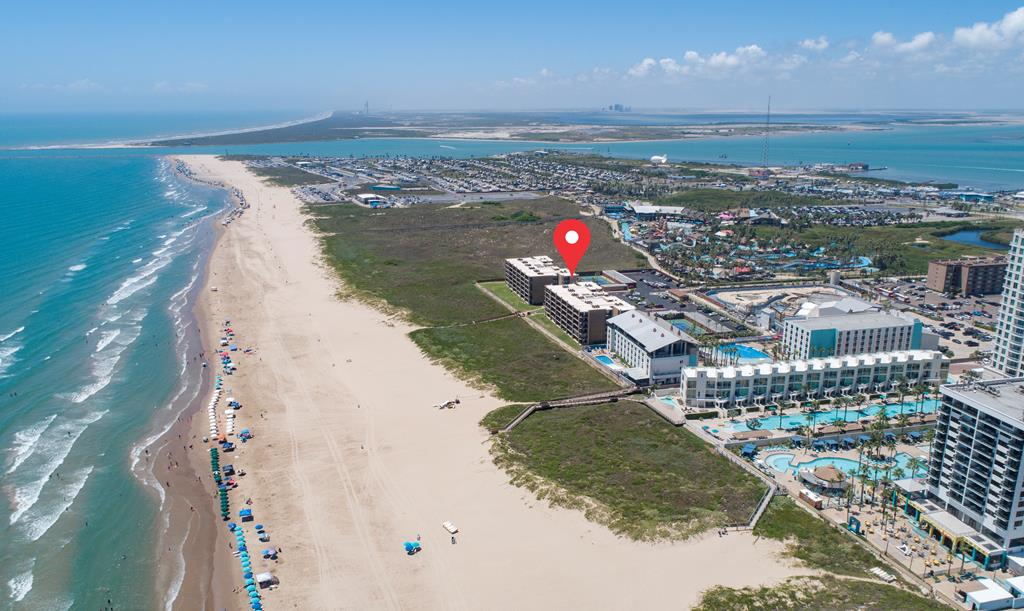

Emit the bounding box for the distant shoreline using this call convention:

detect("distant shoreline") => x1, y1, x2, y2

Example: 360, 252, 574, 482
5, 111, 331, 151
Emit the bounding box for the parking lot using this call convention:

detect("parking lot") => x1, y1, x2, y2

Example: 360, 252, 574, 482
865, 277, 999, 360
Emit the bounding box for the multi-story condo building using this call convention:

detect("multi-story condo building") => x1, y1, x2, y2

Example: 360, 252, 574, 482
605, 310, 699, 386
927, 256, 1007, 296
924, 377, 1024, 569
993, 230, 1024, 377
781, 311, 924, 359
504, 256, 567, 305
544, 282, 634, 345
681, 350, 948, 412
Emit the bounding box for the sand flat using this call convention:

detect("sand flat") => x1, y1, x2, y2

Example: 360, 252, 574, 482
178, 154, 805, 610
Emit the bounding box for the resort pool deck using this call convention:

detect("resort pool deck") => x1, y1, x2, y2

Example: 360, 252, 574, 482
729, 399, 939, 432
595, 355, 615, 365
717, 343, 771, 363
764, 451, 924, 480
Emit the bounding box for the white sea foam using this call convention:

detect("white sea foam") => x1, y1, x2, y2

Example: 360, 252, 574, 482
22, 465, 93, 541
0, 345, 20, 377
67, 264, 87, 272
5, 415, 56, 475
0, 326, 25, 343
94, 329, 120, 352
180, 206, 207, 219
106, 262, 167, 305
7, 560, 33, 602
162, 511, 193, 611
7, 410, 106, 525
131, 257, 143, 264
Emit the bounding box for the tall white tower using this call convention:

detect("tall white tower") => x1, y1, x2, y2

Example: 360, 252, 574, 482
992, 229, 1024, 376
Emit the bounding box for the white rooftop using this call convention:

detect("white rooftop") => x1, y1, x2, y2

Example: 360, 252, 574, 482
786, 310, 913, 332
684, 349, 946, 380
607, 310, 698, 352
506, 255, 568, 278
546, 282, 635, 313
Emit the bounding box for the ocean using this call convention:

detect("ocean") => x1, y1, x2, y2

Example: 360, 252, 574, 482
0, 111, 1022, 608
0, 153, 226, 609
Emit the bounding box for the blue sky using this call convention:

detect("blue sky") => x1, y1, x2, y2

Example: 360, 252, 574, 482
3, 1, 1024, 112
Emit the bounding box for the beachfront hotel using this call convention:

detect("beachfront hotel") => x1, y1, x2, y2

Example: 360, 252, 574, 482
680, 350, 948, 412
504, 255, 568, 305
917, 377, 1024, 569
993, 230, 1024, 377
781, 310, 925, 360
605, 310, 699, 385
544, 282, 634, 344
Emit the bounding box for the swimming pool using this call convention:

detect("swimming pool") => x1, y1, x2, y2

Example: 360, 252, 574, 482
716, 343, 771, 363
595, 355, 615, 366
730, 399, 939, 432
765, 451, 924, 479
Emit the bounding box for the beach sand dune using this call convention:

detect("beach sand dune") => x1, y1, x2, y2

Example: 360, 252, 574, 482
178, 155, 805, 610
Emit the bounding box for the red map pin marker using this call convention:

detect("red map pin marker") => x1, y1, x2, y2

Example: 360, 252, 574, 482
553, 219, 590, 276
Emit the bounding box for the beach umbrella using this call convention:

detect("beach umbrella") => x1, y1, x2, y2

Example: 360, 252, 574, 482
244, 572, 253, 579
246, 584, 257, 592
245, 578, 255, 586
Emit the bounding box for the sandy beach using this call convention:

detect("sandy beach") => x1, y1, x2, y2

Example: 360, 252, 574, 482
176, 154, 807, 610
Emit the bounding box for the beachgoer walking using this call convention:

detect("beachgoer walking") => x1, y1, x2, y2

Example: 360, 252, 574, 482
451, 536, 456, 545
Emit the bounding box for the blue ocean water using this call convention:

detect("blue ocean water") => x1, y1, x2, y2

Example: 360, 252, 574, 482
0, 154, 226, 608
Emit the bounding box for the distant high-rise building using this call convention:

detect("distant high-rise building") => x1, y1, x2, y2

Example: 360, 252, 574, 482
993, 230, 1024, 376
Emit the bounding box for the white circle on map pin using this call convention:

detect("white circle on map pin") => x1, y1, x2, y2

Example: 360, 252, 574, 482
565, 230, 579, 245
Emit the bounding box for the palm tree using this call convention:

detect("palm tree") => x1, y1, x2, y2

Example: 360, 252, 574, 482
906, 456, 924, 479
857, 463, 872, 506
844, 485, 856, 524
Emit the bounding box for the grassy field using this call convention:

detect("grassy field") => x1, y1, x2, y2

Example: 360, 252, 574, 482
653, 188, 843, 213
478, 280, 542, 312
695, 575, 946, 611
309, 197, 638, 401
493, 402, 768, 540
752, 220, 1020, 274
479, 404, 529, 433
753, 497, 878, 577
249, 164, 331, 186
410, 318, 618, 401
310, 197, 643, 326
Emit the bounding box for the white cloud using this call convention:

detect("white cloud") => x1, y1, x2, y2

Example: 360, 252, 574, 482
799, 35, 829, 51
871, 31, 896, 47
539, 68, 553, 77
954, 6, 1024, 49
627, 57, 656, 77
894, 31, 936, 53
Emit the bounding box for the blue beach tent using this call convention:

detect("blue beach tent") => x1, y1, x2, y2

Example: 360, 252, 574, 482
740, 443, 757, 458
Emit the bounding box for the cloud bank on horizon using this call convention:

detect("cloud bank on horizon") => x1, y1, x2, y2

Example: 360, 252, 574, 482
495, 5, 1024, 110
4, 3, 1024, 111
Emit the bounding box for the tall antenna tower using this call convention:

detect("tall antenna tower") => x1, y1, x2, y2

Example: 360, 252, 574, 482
364, 101, 369, 116
761, 96, 771, 168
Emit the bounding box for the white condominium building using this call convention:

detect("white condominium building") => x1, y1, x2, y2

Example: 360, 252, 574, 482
781, 310, 924, 360
925, 377, 1024, 568
993, 230, 1024, 377
681, 350, 948, 411
605, 310, 699, 385
504, 255, 568, 305
544, 282, 634, 345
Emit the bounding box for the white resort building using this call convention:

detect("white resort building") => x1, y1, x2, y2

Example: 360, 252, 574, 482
605, 310, 699, 386
504, 255, 568, 305
781, 308, 927, 360
544, 282, 634, 345
680, 349, 949, 411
